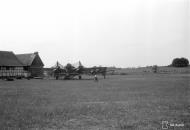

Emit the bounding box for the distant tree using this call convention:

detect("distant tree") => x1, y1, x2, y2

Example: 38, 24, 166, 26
171, 57, 189, 67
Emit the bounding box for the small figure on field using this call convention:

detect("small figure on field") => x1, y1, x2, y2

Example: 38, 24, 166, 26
94, 75, 98, 81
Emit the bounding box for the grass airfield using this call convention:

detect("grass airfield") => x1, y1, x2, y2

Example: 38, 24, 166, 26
0, 74, 189, 130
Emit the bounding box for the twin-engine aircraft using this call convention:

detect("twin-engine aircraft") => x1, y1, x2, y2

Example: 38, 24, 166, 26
52, 61, 112, 80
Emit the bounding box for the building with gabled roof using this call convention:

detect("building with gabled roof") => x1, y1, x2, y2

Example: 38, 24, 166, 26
16, 52, 44, 77
0, 51, 26, 78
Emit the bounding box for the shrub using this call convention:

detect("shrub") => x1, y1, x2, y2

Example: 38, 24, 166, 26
171, 57, 189, 67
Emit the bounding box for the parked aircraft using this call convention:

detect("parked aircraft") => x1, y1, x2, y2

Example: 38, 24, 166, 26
52, 61, 114, 80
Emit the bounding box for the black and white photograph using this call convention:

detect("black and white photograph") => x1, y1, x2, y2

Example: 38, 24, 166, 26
0, 0, 189, 129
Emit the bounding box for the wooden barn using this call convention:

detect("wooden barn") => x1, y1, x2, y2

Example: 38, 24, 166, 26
16, 52, 44, 77
0, 51, 27, 78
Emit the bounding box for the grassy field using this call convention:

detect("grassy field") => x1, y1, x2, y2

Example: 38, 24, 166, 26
114, 66, 190, 75
0, 74, 189, 130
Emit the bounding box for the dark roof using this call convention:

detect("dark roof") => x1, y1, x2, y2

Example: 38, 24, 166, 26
0, 51, 24, 66
16, 53, 36, 66
16, 52, 44, 66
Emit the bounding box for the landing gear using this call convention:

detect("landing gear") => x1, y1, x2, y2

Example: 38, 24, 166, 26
78, 75, 82, 80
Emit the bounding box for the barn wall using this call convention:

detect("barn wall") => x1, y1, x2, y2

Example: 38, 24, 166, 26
28, 54, 44, 77
31, 54, 44, 67
0, 66, 28, 77
29, 67, 44, 77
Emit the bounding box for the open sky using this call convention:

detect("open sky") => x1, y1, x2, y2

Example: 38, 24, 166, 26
0, 0, 189, 67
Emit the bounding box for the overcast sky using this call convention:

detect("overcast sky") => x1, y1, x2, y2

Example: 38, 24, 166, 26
0, 0, 189, 67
